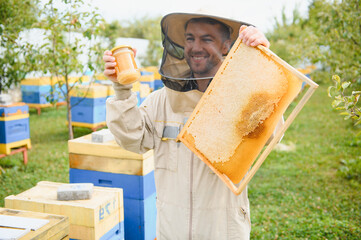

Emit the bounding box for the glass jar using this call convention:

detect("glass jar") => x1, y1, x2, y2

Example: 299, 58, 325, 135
111, 45, 141, 84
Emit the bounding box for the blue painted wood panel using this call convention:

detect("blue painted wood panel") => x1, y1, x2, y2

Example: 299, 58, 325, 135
124, 193, 157, 240
69, 169, 156, 200
0, 118, 30, 144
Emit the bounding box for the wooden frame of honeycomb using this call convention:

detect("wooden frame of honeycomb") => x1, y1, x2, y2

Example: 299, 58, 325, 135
177, 38, 319, 195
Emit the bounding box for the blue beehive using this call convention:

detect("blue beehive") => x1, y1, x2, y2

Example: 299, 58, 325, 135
0, 103, 31, 155
21, 85, 52, 104
70, 85, 108, 125
20, 78, 54, 104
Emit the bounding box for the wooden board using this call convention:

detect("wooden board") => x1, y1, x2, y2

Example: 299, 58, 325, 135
0, 215, 49, 230
0, 208, 69, 240
177, 39, 318, 195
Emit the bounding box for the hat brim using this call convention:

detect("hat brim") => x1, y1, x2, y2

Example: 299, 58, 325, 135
161, 12, 253, 47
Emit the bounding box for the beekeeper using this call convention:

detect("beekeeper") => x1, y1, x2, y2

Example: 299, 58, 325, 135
104, 13, 270, 239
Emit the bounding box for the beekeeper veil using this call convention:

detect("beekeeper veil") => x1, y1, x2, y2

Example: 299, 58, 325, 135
159, 12, 252, 92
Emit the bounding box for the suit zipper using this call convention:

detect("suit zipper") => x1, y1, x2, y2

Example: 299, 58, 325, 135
240, 207, 251, 226
189, 153, 194, 240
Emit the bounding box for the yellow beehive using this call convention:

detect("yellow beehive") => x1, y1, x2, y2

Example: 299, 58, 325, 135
0, 208, 69, 240
5, 181, 124, 240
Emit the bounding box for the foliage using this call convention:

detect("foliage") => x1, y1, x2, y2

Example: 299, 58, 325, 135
101, 16, 163, 67
0, 0, 39, 93
1, 84, 360, 238
268, 0, 361, 133
267, 0, 361, 85
307, 0, 361, 84
328, 75, 361, 134
35, 0, 106, 139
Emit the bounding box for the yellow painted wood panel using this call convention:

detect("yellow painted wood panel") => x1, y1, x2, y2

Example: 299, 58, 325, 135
68, 134, 153, 160
69, 153, 154, 176
69, 210, 121, 240
0, 138, 31, 155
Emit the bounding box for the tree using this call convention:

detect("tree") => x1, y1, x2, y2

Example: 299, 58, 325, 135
328, 75, 361, 135
306, 0, 361, 135
0, 0, 39, 93
268, 0, 361, 129
307, 0, 361, 83
36, 0, 105, 139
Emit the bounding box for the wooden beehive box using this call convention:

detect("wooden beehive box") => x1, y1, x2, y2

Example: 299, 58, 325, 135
5, 181, 124, 240
177, 38, 318, 195
0, 208, 69, 240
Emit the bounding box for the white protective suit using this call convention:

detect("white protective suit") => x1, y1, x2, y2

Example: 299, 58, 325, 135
106, 82, 252, 240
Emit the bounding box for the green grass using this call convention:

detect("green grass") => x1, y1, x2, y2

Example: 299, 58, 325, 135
249, 84, 361, 239
0, 84, 360, 239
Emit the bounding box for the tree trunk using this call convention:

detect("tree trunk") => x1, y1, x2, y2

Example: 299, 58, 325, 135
65, 76, 74, 139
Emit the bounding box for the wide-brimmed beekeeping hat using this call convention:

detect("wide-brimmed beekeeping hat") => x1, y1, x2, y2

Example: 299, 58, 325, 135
159, 12, 252, 92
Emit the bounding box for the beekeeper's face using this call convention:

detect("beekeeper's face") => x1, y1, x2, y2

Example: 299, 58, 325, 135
184, 21, 231, 78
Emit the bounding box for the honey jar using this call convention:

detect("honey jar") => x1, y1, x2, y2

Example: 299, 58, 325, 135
111, 45, 141, 84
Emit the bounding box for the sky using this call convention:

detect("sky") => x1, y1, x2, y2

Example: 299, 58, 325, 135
90, 0, 312, 33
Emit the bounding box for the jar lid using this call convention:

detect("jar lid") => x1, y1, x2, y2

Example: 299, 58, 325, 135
111, 45, 133, 53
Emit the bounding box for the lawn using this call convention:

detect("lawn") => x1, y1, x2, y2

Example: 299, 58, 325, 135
0, 83, 360, 239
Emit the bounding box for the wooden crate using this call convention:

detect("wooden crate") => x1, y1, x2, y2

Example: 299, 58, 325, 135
5, 181, 124, 240
0, 207, 69, 240
177, 38, 318, 195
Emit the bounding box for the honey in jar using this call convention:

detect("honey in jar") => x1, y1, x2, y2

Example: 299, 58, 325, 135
111, 45, 141, 84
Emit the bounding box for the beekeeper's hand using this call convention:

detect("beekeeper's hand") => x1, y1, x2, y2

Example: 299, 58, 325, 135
103, 49, 137, 83
238, 25, 270, 48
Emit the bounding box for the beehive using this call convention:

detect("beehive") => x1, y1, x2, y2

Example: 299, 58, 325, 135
0, 208, 69, 240
70, 85, 108, 126
177, 39, 318, 195
21, 78, 54, 105
140, 71, 155, 90
68, 133, 156, 240
0, 103, 31, 155
5, 181, 124, 240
